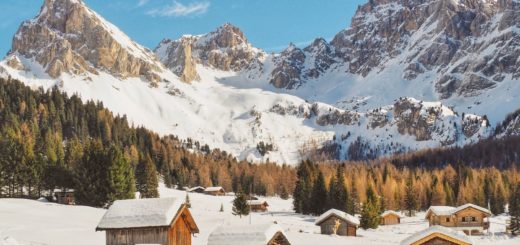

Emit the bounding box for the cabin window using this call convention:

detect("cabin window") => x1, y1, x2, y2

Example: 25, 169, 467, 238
462, 216, 476, 222
445, 217, 450, 222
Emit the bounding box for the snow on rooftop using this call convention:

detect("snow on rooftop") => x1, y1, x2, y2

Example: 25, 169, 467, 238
381, 210, 404, 218
207, 223, 286, 245
205, 186, 225, 192
400, 225, 473, 245
427, 204, 492, 217
315, 209, 360, 226
96, 198, 184, 230
188, 186, 205, 192
247, 200, 268, 206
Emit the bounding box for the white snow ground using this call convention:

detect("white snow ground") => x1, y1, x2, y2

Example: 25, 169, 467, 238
0, 184, 518, 245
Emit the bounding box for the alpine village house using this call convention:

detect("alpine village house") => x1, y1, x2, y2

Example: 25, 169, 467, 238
315, 209, 360, 236
381, 210, 403, 225
207, 223, 291, 245
401, 226, 473, 245
96, 198, 199, 245
425, 203, 492, 235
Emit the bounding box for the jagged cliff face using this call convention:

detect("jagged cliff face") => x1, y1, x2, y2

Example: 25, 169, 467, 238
331, 0, 519, 98
9, 0, 163, 82
155, 23, 263, 82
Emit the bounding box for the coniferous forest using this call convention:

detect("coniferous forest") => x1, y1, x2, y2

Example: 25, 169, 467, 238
0, 77, 295, 206
1, 77, 520, 216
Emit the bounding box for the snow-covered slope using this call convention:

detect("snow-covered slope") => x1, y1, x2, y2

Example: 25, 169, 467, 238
1, 0, 517, 164
1, 186, 518, 245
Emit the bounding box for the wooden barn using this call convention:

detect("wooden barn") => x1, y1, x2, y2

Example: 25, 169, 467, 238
96, 198, 199, 245
381, 210, 403, 225
53, 189, 75, 205
204, 186, 226, 196
400, 225, 472, 245
315, 209, 360, 236
248, 200, 269, 212
207, 223, 291, 245
188, 186, 205, 193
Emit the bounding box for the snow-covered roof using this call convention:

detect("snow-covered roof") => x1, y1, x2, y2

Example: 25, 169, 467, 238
381, 210, 404, 218
315, 209, 360, 226
205, 186, 225, 192
400, 225, 472, 245
247, 200, 268, 206
207, 223, 287, 245
188, 186, 205, 192
452, 203, 491, 215
426, 203, 491, 217
53, 188, 74, 193
96, 198, 185, 230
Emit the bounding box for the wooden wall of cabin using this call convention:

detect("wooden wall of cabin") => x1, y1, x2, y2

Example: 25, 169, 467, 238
105, 227, 169, 245
168, 212, 192, 245
319, 218, 357, 236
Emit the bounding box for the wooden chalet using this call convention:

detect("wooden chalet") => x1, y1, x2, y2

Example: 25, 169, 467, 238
207, 223, 291, 245
425, 203, 491, 235
204, 186, 226, 196
401, 225, 473, 245
315, 209, 360, 236
53, 189, 75, 205
188, 186, 205, 193
96, 198, 199, 245
248, 200, 269, 212
381, 210, 403, 225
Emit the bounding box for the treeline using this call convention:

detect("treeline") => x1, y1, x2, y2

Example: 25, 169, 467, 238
391, 135, 520, 169
293, 159, 520, 218
0, 77, 295, 206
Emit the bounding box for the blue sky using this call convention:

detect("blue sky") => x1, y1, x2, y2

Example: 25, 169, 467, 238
0, 0, 366, 56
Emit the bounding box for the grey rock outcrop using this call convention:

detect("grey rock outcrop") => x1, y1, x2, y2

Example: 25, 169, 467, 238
10, 0, 163, 82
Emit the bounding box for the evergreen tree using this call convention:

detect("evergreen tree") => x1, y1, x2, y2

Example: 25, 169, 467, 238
491, 184, 506, 215
510, 182, 520, 235
293, 160, 315, 214
360, 186, 380, 229
106, 144, 135, 204
310, 171, 328, 215
136, 154, 159, 198
349, 179, 360, 214
404, 173, 418, 217
74, 140, 110, 207
232, 187, 250, 218
280, 185, 289, 200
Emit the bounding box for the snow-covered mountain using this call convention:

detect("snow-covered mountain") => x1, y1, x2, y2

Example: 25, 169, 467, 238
1, 0, 517, 164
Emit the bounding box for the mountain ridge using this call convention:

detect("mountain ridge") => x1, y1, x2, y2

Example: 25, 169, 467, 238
0, 0, 518, 164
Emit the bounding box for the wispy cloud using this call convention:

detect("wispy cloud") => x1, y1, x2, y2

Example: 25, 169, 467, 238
147, 1, 210, 17
137, 0, 149, 7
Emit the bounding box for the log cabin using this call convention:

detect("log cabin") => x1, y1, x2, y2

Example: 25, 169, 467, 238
315, 209, 360, 236
400, 225, 473, 245
248, 200, 269, 212
381, 210, 403, 225
188, 186, 205, 193
207, 223, 291, 245
53, 189, 75, 205
96, 198, 199, 245
425, 203, 491, 235
204, 186, 226, 196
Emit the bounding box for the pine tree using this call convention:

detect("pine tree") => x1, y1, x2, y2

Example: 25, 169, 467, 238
280, 185, 289, 200
404, 173, 418, 217
293, 160, 315, 214
106, 144, 135, 204
510, 182, 520, 236
360, 186, 380, 229
349, 179, 360, 214
185, 192, 191, 208
232, 188, 250, 218
136, 154, 159, 198
310, 171, 328, 215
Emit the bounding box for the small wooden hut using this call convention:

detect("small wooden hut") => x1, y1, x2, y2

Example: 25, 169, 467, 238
381, 210, 403, 225
96, 198, 199, 245
400, 225, 473, 245
425, 203, 491, 235
248, 200, 269, 212
188, 186, 206, 193
207, 223, 291, 245
315, 209, 359, 236
204, 186, 226, 196
54, 189, 75, 205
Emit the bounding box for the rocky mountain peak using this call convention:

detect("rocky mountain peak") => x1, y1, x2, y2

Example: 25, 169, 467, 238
10, 0, 163, 82
156, 23, 264, 82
